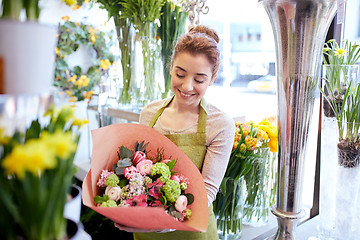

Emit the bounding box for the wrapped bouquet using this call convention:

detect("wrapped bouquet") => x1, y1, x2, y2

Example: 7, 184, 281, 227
82, 124, 208, 232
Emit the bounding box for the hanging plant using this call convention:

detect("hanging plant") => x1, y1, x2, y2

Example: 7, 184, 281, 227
54, 18, 116, 102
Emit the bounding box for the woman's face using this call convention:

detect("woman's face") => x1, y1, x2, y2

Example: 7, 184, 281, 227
170, 52, 216, 109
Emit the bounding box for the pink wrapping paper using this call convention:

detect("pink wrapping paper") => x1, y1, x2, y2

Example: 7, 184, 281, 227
82, 123, 208, 232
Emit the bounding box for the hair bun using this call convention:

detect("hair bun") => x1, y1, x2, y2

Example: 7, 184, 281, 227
188, 25, 220, 44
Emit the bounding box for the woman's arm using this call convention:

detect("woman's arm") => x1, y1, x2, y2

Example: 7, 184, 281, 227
202, 109, 235, 206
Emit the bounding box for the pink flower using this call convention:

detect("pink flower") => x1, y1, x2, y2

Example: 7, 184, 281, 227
124, 166, 138, 180
172, 173, 189, 185
97, 170, 115, 188
174, 195, 188, 212
126, 194, 148, 207
132, 151, 146, 165
105, 186, 121, 201
170, 175, 180, 183
136, 159, 153, 175
149, 200, 162, 207
148, 178, 164, 199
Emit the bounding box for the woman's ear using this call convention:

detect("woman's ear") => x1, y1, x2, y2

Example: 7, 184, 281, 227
209, 73, 217, 86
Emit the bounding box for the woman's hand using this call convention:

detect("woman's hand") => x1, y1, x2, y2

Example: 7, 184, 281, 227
114, 223, 175, 233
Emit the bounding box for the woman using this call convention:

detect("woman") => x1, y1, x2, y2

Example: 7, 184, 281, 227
116, 25, 235, 240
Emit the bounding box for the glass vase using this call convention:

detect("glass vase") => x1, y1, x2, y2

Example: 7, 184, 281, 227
135, 22, 162, 108
242, 147, 273, 227
213, 177, 245, 240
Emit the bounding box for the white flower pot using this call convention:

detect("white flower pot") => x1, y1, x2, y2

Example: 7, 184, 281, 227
0, 20, 57, 94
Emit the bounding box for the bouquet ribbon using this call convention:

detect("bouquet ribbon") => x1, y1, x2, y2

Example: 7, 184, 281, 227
82, 123, 208, 231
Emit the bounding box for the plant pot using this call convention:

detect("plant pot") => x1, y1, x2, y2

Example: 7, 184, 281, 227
0, 20, 57, 94
64, 185, 82, 224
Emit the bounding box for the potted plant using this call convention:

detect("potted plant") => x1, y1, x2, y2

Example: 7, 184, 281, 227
320, 39, 360, 168
0, 105, 88, 240
0, 0, 58, 95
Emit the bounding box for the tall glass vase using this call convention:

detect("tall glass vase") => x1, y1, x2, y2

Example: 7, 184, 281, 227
243, 147, 273, 226
213, 177, 245, 240
259, 0, 337, 239
136, 22, 162, 107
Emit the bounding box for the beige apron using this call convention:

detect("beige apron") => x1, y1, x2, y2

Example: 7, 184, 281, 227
134, 97, 218, 240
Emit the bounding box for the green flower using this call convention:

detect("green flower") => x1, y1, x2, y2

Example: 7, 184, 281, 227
151, 162, 171, 183
105, 174, 119, 187
162, 179, 181, 202
184, 209, 192, 219
180, 182, 187, 190
101, 200, 117, 207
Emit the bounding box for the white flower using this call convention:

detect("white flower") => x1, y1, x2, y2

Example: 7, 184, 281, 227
105, 186, 122, 201
175, 195, 188, 212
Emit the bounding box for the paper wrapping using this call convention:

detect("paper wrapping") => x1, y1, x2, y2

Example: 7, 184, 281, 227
82, 123, 208, 232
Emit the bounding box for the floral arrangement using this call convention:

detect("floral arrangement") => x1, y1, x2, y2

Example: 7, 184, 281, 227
213, 117, 278, 236
320, 39, 360, 168
94, 140, 194, 221
54, 17, 116, 102
0, 105, 88, 240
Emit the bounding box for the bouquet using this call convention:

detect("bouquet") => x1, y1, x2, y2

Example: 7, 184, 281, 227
82, 123, 209, 231
0, 105, 87, 240
213, 117, 278, 235
94, 140, 194, 221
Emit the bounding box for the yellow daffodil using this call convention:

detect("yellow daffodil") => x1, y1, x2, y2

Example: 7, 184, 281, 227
41, 131, 77, 159
72, 118, 89, 128
55, 47, 60, 56
61, 16, 70, 21
2, 140, 56, 179
65, 90, 73, 97
100, 59, 111, 70
69, 96, 77, 103
334, 48, 347, 58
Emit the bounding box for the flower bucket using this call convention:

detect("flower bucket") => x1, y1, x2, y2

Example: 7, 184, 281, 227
213, 177, 245, 240
0, 20, 57, 94
336, 120, 360, 168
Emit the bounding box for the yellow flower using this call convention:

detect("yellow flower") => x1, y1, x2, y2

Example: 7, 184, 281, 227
0, 128, 10, 145
75, 22, 81, 26
334, 48, 347, 58
72, 4, 81, 10
67, 75, 77, 83
82, 90, 93, 99
63, 0, 77, 6
69, 96, 77, 102
245, 136, 258, 151
72, 118, 89, 128
100, 59, 111, 70
55, 47, 60, 56
268, 138, 278, 153
41, 131, 77, 159
75, 75, 89, 87
65, 90, 73, 97
84, 0, 90, 3
61, 16, 70, 21
90, 34, 97, 44
257, 129, 268, 142
2, 140, 56, 179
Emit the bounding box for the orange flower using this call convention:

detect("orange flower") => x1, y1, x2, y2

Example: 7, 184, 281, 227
61, 16, 70, 21
245, 136, 258, 151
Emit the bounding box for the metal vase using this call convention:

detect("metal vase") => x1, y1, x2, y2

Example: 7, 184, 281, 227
258, 0, 337, 239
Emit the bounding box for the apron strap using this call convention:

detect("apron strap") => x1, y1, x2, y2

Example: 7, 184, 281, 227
149, 97, 207, 134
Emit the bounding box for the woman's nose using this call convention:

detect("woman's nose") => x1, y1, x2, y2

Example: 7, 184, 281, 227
182, 77, 193, 91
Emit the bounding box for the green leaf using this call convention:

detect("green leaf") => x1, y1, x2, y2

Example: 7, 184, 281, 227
25, 119, 41, 141
119, 146, 132, 159
94, 194, 109, 204
119, 178, 129, 188
185, 193, 194, 205
166, 159, 176, 171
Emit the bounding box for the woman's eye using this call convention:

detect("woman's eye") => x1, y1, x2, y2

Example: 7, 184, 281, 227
195, 79, 205, 84
176, 74, 185, 78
